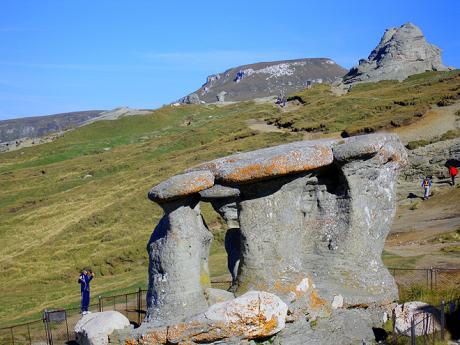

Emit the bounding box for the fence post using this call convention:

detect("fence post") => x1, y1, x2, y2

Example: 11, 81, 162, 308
430, 267, 433, 290
137, 287, 142, 326
410, 317, 416, 345
98, 296, 102, 312
10, 326, 14, 345
440, 301, 445, 341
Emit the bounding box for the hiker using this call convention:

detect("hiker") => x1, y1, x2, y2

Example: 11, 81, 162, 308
449, 165, 458, 186
78, 269, 95, 315
421, 176, 432, 200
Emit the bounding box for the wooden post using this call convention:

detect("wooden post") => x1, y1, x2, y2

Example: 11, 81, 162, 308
10, 326, 14, 345
98, 296, 102, 312
137, 287, 141, 326
440, 301, 445, 341
410, 317, 416, 345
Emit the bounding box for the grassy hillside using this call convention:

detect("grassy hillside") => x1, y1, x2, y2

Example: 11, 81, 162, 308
1, 70, 459, 326
267, 70, 460, 136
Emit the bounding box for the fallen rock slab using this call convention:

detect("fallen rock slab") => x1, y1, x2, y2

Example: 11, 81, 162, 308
74, 311, 130, 345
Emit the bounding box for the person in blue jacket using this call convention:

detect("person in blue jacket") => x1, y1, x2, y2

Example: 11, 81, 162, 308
78, 269, 95, 314
421, 176, 432, 200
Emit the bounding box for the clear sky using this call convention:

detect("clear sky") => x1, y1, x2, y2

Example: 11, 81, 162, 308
0, 0, 459, 120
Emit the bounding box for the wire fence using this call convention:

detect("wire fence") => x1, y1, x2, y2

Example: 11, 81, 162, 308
384, 298, 460, 344
0, 288, 147, 345
0, 268, 459, 345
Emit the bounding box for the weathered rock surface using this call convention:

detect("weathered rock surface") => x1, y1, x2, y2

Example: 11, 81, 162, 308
236, 134, 406, 306
204, 288, 235, 305
393, 301, 441, 336
272, 309, 375, 345
146, 198, 213, 324
342, 23, 447, 87
189, 139, 335, 184
74, 311, 130, 345
204, 291, 288, 338
148, 171, 214, 202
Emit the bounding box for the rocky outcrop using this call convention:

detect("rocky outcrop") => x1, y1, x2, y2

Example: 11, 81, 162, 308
74, 311, 130, 345
401, 137, 460, 181
179, 58, 346, 103
342, 23, 448, 87
135, 133, 407, 344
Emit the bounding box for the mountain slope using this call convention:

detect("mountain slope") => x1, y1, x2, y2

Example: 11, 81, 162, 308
180, 58, 346, 103
0, 110, 104, 144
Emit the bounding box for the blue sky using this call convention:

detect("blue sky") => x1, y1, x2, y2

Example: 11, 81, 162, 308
0, 0, 459, 120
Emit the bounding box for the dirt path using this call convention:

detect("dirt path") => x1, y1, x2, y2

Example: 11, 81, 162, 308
392, 101, 460, 144
386, 184, 460, 268
245, 118, 285, 133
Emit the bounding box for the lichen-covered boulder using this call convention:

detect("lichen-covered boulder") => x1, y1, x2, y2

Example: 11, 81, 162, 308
74, 311, 130, 345
393, 301, 441, 336
204, 291, 288, 338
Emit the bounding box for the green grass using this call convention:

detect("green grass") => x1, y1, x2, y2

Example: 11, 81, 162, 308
1, 70, 460, 327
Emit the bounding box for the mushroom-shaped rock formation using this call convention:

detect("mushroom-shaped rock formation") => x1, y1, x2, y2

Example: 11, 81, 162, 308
145, 133, 407, 327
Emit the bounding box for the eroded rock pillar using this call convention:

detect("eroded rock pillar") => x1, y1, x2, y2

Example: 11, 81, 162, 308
146, 197, 212, 324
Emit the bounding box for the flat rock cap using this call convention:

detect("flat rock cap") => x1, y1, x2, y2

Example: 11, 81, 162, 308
333, 133, 407, 165
189, 139, 336, 184
148, 170, 215, 203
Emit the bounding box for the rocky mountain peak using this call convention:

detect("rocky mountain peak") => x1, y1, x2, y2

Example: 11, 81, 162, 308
342, 22, 448, 85
179, 58, 347, 104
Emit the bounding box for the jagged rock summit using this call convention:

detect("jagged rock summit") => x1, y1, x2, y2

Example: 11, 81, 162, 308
179, 58, 346, 104
342, 22, 448, 86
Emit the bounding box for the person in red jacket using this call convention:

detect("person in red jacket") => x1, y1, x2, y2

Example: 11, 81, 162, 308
449, 166, 458, 186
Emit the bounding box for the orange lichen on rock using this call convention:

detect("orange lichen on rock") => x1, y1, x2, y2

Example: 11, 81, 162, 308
309, 289, 328, 310
148, 170, 214, 202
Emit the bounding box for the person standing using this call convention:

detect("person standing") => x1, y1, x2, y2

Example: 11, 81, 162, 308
449, 166, 458, 186
421, 176, 432, 200
78, 269, 95, 315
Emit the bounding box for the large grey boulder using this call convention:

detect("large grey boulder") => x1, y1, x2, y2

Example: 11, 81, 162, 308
342, 23, 447, 86
74, 311, 130, 345
393, 301, 441, 336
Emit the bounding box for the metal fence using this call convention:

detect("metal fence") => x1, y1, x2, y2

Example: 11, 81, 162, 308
0, 288, 147, 345
389, 267, 460, 291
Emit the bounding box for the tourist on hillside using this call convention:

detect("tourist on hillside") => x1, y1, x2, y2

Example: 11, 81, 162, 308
421, 176, 432, 200
448, 165, 458, 186
78, 269, 95, 315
